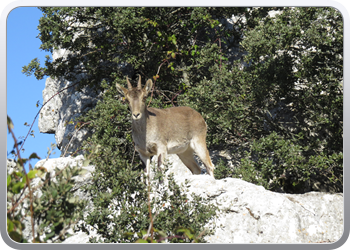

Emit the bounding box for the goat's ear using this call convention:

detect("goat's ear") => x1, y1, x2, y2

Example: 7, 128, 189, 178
144, 79, 153, 95
116, 83, 128, 96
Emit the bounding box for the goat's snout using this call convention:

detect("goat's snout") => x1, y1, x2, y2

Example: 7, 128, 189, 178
133, 113, 141, 119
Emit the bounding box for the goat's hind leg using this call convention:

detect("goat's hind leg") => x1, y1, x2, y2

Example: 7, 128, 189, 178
177, 148, 201, 175
191, 139, 215, 177
200, 149, 215, 177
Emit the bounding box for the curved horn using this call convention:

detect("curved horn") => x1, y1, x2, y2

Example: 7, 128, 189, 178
137, 75, 142, 89
126, 77, 132, 90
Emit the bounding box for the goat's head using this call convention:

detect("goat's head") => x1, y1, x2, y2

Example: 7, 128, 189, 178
116, 75, 153, 120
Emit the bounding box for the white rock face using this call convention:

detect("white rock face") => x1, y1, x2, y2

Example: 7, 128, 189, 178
38, 77, 62, 134
24, 154, 342, 244
164, 155, 343, 243
180, 176, 343, 243
38, 72, 100, 155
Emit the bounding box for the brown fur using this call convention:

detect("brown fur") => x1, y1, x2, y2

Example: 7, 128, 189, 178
116, 76, 215, 178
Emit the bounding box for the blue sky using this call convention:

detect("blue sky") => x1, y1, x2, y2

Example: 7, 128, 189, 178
7, 7, 60, 171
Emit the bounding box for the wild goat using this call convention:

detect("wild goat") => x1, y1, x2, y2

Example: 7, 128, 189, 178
116, 76, 215, 179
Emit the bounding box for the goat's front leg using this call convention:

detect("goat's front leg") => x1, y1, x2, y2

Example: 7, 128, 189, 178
156, 151, 167, 185
139, 154, 151, 184
156, 144, 168, 167
156, 147, 167, 169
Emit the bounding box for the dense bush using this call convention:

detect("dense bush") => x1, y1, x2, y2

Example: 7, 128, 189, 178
234, 132, 343, 193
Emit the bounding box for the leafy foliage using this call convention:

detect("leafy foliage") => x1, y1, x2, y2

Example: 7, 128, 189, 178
32, 166, 87, 242
234, 7, 343, 192
240, 7, 343, 155
180, 7, 343, 192
7, 165, 38, 243
214, 159, 234, 180
178, 61, 254, 146
234, 132, 343, 193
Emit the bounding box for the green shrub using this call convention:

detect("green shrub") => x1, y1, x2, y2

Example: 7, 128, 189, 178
235, 132, 343, 193
32, 165, 87, 242
213, 159, 234, 179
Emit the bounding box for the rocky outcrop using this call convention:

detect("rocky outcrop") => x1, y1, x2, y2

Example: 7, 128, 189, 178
182, 176, 343, 243
38, 75, 100, 156
38, 47, 101, 155
13, 154, 342, 244
159, 154, 343, 244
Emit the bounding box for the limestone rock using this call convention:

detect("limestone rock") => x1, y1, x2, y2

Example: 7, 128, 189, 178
38, 72, 100, 155
166, 154, 343, 243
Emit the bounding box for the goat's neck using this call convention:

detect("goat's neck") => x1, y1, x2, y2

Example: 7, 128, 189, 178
131, 108, 148, 134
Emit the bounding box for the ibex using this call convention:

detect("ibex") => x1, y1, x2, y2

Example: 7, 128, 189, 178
116, 76, 215, 179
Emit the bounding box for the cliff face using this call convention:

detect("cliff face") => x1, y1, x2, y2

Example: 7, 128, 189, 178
38, 54, 101, 156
